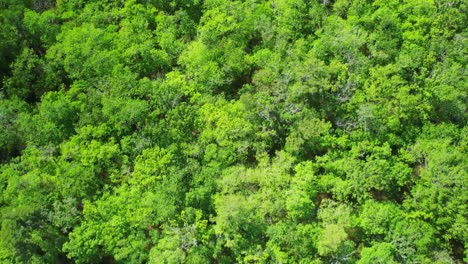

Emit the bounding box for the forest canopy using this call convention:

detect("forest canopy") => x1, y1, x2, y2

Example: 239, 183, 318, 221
0, 0, 467, 263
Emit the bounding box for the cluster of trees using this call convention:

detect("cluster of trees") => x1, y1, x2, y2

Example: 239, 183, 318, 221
0, 0, 466, 263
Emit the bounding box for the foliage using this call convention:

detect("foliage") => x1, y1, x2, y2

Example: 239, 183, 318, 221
0, 0, 466, 263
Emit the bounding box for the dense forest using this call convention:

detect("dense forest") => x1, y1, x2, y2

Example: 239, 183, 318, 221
0, 0, 467, 263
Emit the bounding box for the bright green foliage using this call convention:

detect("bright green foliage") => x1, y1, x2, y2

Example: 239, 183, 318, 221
0, 0, 466, 263
357, 242, 398, 264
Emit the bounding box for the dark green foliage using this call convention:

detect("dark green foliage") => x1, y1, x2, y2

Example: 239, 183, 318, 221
0, 97, 26, 161
0, 0, 466, 263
